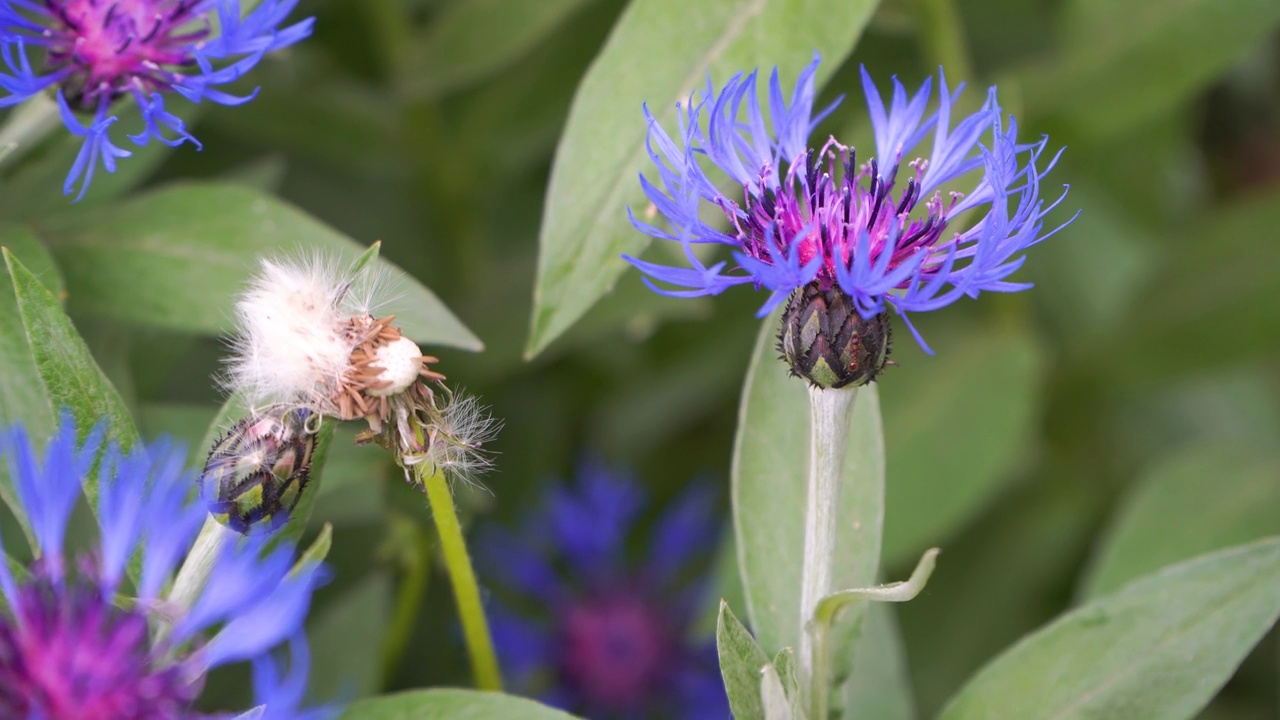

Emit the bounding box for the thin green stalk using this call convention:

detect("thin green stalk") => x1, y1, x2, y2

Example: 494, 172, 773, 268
380, 514, 433, 686
419, 464, 502, 691
157, 515, 234, 645
913, 0, 974, 82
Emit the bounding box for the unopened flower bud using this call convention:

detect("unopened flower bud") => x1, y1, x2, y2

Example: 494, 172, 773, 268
777, 283, 891, 389
201, 407, 319, 534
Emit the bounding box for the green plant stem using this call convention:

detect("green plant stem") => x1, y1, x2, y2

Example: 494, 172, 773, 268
913, 0, 974, 82
158, 515, 235, 644
419, 464, 502, 691
798, 384, 859, 720
380, 514, 433, 686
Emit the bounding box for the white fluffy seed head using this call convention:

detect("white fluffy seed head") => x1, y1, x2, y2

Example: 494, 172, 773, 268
225, 255, 400, 407
367, 336, 423, 397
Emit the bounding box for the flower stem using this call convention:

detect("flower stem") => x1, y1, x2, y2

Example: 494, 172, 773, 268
912, 0, 974, 82
419, 465, 502, 691
157, 515, 235, 643
0, 94, 61, 170
379, 513, 433, 686
798, 384, 859, 720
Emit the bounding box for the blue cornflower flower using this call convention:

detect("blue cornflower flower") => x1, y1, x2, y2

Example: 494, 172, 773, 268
0, 0, 313, 199
0, 414, 336, 719
477, 461, 729, 720
623, 54, 1076, 352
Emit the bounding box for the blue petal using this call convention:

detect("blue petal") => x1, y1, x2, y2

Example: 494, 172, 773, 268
473, 524, 563, 603
128, 92, 202, 149
548, 459, 646, 580
173, 535, 294, 643
97, 440, 190, 598
646, 482, 721, 584
0, 36, 63, 107
246, 634, 343, 720
487, 602, 554, 687
137, 455, 208, 599
5, 413, 102, 577
57, 93, 132, 201
202, 558, 326, 667
861, 66, 935, 172
201, 0, 315, 59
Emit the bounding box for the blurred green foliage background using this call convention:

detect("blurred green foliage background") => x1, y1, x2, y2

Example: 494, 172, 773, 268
2, 0, 1279, 716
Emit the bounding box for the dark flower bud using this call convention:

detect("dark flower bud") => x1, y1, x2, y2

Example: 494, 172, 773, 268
201, 407, 319, 534
777, 283, 891, 389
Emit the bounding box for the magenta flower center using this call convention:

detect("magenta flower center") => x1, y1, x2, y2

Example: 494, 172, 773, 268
731, 139, 956, 292
558, 594, 674, 709
43, 0, 209, 108
0, 574, 197, 720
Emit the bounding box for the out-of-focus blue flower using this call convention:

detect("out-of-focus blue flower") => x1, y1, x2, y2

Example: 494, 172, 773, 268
623, 54, 1076, 350
0, 0, 313, 199
237, 635, 340, 720
477, 460, 729, 720
0, 413, 336, 719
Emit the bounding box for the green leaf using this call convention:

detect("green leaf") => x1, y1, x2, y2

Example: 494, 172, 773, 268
293, 523, 334, 573
4, 248, 139, 509
717, 600, 771, 720
770, 646, 799, 706
732, 310, 884, 655
339, 689, 583, 719
0, 233, 56, 538
819, 549, 935, 718
400, 0, 599, 99
881, 321, 1045, 566
273, 420, 334, 546
0, 102, 201, 220
813, 548, 938, 627
308, 569, 392, 700
310, 422, 391, 527
1027, 183, 1155, 342
1022, 0, 1280, 138
841, 604, 917, 720
1079, 444, 1280, 600
0, 224, 63, 297
760, 660, 793, 720
137, 403, 218, 449
939, 538, 1280, 720
898, 480, 1099, 716
199, 392, 254, 461
526, 0, 883, 357
36, 182, 482, 350
1113, 189, 1280, 381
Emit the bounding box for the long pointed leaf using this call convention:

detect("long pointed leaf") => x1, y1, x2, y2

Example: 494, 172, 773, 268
526, 0, 883, 356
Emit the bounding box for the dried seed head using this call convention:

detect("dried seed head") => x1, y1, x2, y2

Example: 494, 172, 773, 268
227, 256, 367, 408
225, 254, 498, 488
227, 255, 447, 425
201, 407, 320, 534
